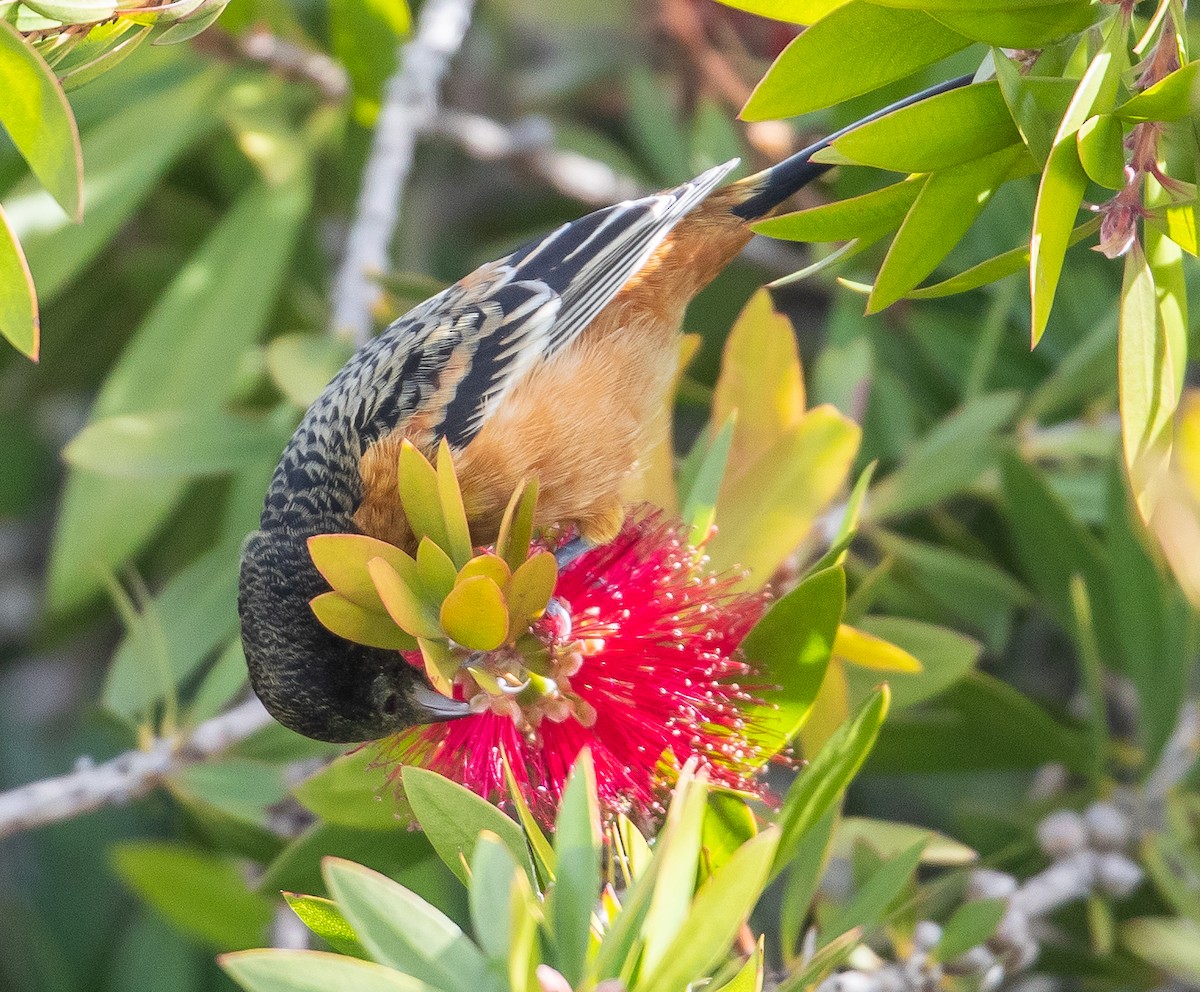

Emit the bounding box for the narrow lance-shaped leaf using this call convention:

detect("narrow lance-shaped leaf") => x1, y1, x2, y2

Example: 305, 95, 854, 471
1030, 16, 1127, 344
550, 752, 601, 987
0, 20, 83, 221
867, 144, 1025, 313
740, 3, 970, 120
0, 204, 38, 359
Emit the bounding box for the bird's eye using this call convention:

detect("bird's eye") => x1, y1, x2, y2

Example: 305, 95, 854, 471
380, 692, 400, 716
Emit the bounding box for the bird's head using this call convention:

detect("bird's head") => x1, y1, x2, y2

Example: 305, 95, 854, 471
238, 528, 469, 743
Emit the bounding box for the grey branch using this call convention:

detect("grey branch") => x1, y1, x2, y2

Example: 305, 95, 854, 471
329, 0, 477, 345
0, 696, 272, 842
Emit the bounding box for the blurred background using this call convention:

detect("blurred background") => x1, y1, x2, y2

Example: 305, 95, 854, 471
1, 0, 1198, 989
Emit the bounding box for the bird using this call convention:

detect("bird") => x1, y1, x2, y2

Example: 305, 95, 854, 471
239, 75, 971, 744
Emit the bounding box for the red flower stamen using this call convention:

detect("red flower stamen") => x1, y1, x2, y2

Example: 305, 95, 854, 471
374, 513, 769, 821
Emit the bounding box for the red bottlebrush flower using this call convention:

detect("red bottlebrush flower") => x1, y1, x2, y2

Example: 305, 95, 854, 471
374, 512, 769, 821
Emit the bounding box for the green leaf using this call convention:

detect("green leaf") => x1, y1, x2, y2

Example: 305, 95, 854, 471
266, 333, 356, 408
868, 392, 1021, 520
1115, 62, 1200, 122
1076, 114, 1126, 190
708, 405, 860, 583
821, 83, 1019, 173
497, 478, 539, 573
550, 752, 601, 987
501, 750, 556, 885
399, 440, 451, 550
639, 772, 709, 974
222, 949, 438, 992
370, 557, 442, 640
638, 829, 779, 992
0, 203, 38, 358
47, 174, 310, 612
710, 940, 762, 992
62, 408, 290, 477
112, 842, 273, 950
775, 687, 890, 871
7, 64, 225, 301
740, 566, 844, 761
21, 0, 116, 20
417, 537, 458, 604
820, 839, 924, 945
293, 750, 412, 831
440, 575, 508, 651
710, 0, 849, 23
740, 3, 970, 121
867, 144, 1025, 313
1030, 18, 1127, 344
935, 899, 1007, 961
703, 791, 758, 874
436, 439, 473, 568
324, 858, 493, 992
330, 0, 409, 122
402, 766, 534, 886
906, 217, 1101, 299
869, 671, 1090, 773
778, 807, 837, 963
1121, 918, 1200, 983
833, 817, 975, 866
188, 640, 250, 723
1120, 239, 1179, 518
846, 617, 981, 709
681, 414, 735, 545
1147, 199, 1200, 255
927, 2, 1094, 48
171, 758, 288, 829
506, 551, 557, 634
869, 534, 1029, 650
103, 543, 240, 717
284, 894, 369, 958
311, 592, 419, 651
152, 2, 228, 44
0, 20, 82, 221
309, 534, 420, 612
58, 22, 151, 90
994, 57, 1077, 164
752, 176, 926, 243
999, 453, 1121, 660
469, 832, 520, 961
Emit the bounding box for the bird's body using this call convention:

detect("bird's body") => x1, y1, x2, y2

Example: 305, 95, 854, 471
240, 76, 971, 743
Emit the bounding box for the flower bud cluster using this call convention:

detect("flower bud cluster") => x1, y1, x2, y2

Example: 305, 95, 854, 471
814, 802, 1143, 992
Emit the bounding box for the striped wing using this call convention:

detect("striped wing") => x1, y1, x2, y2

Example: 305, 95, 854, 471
429, 159, 739, 448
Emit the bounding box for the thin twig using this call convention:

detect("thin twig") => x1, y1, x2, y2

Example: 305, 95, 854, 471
329, 0, 477, 345
0, 696, 272, 842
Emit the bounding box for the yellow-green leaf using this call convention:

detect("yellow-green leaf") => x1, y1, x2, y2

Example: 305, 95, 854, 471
741, 3, 970, 121
496, 477, 538, 572
369, 556, 441, 639
310, 592, 417, 652
456, 552, 511, 588
440, 575, 508, 651
399, 439, 450, 548
0, 203, 37, 359
0, 20, 83, 221
711, 0, 849, 24
1030, 16, 1127, 343
1115, 61, 1200, 123
416, 537, 457, 603
1147, 200, 1199, 256
752, 176, 926, 243
709, 405, 860, 585
833, 624, 922, 673
867, 144, 1025, 313
418, 637, 459, 698
506, 551, 557, 632
436, 438, 473, 567
821, 82, 1020, 174
711, 290, 804, 481
308, 533, 419, 611
1076, 114, 1126, 190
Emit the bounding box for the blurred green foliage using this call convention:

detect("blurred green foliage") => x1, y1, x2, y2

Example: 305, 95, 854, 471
1, 1, 1200, 991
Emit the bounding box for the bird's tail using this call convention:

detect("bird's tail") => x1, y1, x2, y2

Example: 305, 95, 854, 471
730, 73, 975, 221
